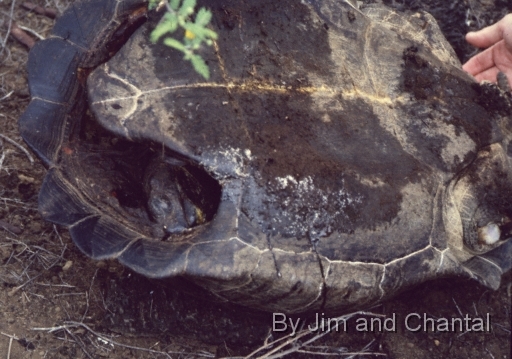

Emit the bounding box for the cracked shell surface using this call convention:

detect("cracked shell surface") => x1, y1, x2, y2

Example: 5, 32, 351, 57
20, 0, 512, 313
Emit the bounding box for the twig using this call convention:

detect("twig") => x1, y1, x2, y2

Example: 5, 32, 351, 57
0, 219, 23, 235
7, 273, 42, 296
494, 323, 511, 334
0, 134, 34, 164
0, 149, 9, 174
0, 91, 14, 101
22, 291, 30, 303
35, 282, 75, 288
7, 336, 12, 359
53, 225, 64, 246
296, 349, 384, 357
0, 333, 20, 340
0, 197, 34, 211
452, 297, 464, 317
42, 244, 67, 269
63, 328, 95, 359
10, 22, 35, 48
18, 25, 44, 40
54, 292, 86, 297
254, 328, 312, 359
240, 311, 386, 359
21, 2, 57, 19
81, 269, 98, 322
1, 332, 19, 359
32, 321, 215, 358
0, 0, 16, 57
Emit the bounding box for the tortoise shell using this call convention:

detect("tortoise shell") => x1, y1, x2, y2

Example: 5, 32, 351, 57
19, 0, 512, 313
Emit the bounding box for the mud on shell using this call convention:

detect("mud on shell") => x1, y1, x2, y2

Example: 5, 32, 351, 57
19, 0, 512, 314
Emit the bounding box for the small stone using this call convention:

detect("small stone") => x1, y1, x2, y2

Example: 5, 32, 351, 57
434, 339, 440, 346
62, 260, 73, 271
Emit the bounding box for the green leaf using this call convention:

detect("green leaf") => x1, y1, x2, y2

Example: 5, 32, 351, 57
186, 26, 217, 42
163, 38, 187, 52
170, 0, 181, 11
203, 27, 218, 40
190, 54, 210, 79
183, 23, 217, 42
179, 0, 196, 17
195, 8, 212, 27
148, 0, 216, 80
150, 14, 179, 42
182, 23, 201, 38
148, 0, 159, 10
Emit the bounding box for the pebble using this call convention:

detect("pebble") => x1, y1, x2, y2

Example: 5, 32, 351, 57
62, 260, 73, 271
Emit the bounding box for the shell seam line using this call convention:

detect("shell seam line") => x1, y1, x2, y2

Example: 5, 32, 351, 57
68, 213, 99, 228
310, 239, 328, 311
434, 247, 450, 274
475, 256, 503, 273
91, 81, 403, 106
214, 252, 265, 294
31, 97, 65, 105
55, 171, 149, 240
231, 237, 267, 253
183, 236, 267, 254
102, 71, 142, 129
383, 244, 432, 267
428, 180, 444, 248
266, 234, 281, 278
377, 265, 386, 299
322, 243, 433, 267
111, 236, 142, 259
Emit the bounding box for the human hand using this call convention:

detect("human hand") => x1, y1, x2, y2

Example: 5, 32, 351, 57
462, 14, 512, 88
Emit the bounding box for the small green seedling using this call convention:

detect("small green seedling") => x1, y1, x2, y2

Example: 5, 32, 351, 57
148, 0, 218, 79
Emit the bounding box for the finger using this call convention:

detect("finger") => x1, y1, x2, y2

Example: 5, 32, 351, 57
466, 14, 512, 50
473, 66, 500, 84
474, 68, 512, 89
462, 44, 496, 75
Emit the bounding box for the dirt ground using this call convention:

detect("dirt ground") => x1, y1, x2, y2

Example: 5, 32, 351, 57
0, 0, 510, 358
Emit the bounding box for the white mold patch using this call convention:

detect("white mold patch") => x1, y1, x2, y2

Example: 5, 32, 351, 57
246, 174, 363, 240
201, 146, 250, 180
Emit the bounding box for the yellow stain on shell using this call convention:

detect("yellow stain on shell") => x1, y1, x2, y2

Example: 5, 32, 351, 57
93, 78, 401, 107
